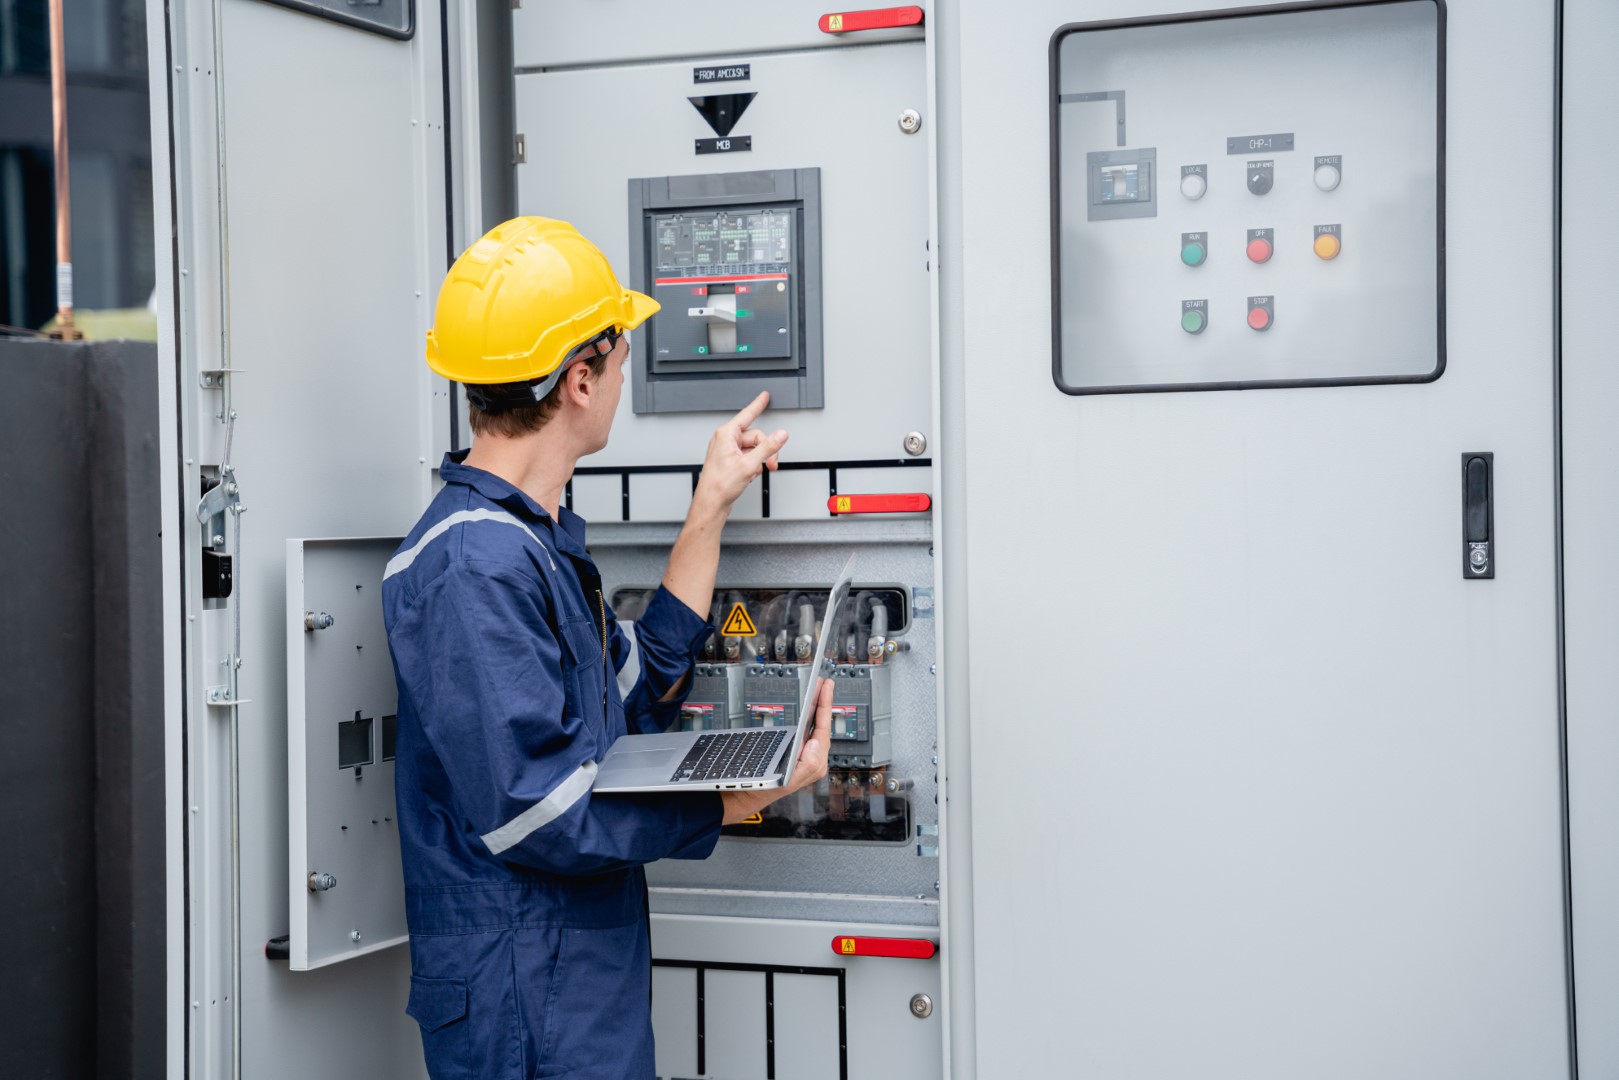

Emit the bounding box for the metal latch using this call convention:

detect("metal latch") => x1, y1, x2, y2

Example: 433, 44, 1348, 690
915, 822, 938, 858
197, 464, 243, 524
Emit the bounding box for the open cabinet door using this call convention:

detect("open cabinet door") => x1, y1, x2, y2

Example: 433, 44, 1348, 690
286, 538, 407, 970
162, 0, 449, 1076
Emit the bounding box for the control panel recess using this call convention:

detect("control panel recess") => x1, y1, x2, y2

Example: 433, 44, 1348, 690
1051, 0, 1443, 393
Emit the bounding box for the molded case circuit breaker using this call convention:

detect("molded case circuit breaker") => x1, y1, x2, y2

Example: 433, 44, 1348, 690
681, 663, 746, 731
829, 664, 892, 768
743, 662, 809, 729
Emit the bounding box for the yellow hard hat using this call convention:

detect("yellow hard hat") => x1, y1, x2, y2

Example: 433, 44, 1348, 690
425, 216, 659, 387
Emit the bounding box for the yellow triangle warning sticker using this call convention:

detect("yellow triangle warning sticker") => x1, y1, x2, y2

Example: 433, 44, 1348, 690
721, 602, 758, 637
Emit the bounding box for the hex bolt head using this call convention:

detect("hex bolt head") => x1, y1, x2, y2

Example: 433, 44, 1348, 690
903, 431, 927, 456
910, 993, 934, 1018
899, 109, 923, 134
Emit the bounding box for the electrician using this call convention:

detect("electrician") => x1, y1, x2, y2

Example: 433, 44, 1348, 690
383, 216, 832, 1080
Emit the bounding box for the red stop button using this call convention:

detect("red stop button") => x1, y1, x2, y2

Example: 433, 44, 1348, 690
1246, 236, 1273, 263
1247, 306, 1272, 331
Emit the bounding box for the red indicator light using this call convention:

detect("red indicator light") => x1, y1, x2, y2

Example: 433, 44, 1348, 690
832, 936, 938, 959
736, 284, 752, 294
1247, 306, 1272, 331
819, 6, 924, 33
690, 286, 708, 296
829, 493, 932, 515
1246, 237, 1273, 263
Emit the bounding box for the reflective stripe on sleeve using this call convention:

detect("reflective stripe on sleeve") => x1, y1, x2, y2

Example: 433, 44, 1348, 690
384, 508, 556, 579
479, 761, 599, 856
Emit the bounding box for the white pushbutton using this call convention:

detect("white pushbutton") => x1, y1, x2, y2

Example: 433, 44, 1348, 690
1180, 172, 1207, 200
1314, 163, 1341, 191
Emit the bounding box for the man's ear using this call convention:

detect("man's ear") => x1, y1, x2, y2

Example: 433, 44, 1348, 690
560, 361, 595, 410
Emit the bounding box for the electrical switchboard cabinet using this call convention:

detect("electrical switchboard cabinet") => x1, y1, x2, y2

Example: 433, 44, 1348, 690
150, 0, 1619, 1078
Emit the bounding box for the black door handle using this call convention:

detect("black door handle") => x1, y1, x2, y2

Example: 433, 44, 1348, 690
1462, 452, 1493, 579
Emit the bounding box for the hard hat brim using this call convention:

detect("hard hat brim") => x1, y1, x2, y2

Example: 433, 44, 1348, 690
622, 288, 660, 331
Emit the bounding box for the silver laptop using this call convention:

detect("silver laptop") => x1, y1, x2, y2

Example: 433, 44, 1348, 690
593, 554, 856, 794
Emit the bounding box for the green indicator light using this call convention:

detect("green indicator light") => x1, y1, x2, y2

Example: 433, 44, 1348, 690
735, 309, 753, 318
695, 346, 709, 354
1181, 242, 1206, 267
1181, 309, 1206, 334
736, 344, 752, 353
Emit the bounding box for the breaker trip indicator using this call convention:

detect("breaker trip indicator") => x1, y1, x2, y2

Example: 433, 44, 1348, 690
1313, 224, 1342, 260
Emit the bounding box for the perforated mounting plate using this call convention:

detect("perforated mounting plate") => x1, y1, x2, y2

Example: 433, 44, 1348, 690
286, 537, 407, 970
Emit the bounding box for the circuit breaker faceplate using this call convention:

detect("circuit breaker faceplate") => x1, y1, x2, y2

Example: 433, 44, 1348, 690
628, 168, 823, 414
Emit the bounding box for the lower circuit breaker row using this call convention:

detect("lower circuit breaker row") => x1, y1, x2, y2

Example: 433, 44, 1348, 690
682, 661, 892, 769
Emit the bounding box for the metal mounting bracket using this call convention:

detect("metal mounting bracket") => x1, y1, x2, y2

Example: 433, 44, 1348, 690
207, 655, 250, 708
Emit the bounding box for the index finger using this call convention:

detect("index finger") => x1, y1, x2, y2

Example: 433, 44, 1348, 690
727, 391, 771, 432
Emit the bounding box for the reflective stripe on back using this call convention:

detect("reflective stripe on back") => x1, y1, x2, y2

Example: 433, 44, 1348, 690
383, 508, 556, 580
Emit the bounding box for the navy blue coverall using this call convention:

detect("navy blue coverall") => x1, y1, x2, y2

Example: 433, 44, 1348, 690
383, 451, 723, 1080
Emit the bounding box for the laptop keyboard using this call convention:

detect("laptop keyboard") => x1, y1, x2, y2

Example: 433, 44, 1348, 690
670, 729, 789, 784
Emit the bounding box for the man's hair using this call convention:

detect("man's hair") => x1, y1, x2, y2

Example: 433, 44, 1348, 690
466, 352, 608, 438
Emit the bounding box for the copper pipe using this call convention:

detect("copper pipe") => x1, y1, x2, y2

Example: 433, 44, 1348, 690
47, 0, 80, 339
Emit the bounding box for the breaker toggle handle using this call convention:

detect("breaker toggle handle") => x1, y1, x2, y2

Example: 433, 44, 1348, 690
832, 935, 938, 959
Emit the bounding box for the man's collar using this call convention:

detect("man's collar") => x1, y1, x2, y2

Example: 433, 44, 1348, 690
438, 449, 591, 555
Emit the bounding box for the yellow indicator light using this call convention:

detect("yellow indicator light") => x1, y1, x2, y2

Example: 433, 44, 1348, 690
1314, 232, 1341, 260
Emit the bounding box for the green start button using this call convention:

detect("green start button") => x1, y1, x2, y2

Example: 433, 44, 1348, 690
1181, 308, 1206, 334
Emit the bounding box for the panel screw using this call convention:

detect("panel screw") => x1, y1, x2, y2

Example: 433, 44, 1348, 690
304, 611, 336, 631
308, 872, 337, 892
903, 431, 927, 456
899, 108, 923, 134
349, 930, 362, 944
910, 993, 934, 1018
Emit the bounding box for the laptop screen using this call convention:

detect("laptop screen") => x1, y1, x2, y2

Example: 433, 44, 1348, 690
781, 553, 857, 784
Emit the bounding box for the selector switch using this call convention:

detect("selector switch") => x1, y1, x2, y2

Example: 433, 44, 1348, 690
1246, 228, 1275, 264
1314, 154, 1343, 191
1180, 164, 1208, 200
1247, 295, 1275, 331
1246, 159, 1275, 195
1180, 232, 1208, 267
1181, 299, 1208, 335
1313, 224, 1342, 260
